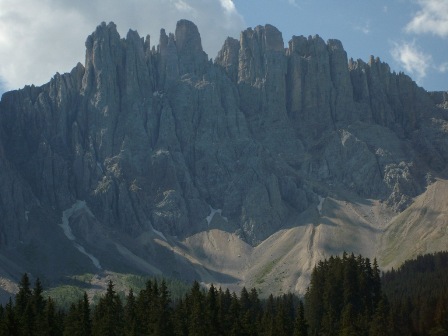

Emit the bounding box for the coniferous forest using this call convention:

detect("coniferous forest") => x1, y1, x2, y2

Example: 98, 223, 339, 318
1, 252, 447, 336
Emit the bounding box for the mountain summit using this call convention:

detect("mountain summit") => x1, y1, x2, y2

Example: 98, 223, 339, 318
0, 20, 447, 296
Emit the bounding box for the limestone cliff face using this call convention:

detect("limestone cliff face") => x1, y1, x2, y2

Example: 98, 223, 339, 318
0, 20, 446, 279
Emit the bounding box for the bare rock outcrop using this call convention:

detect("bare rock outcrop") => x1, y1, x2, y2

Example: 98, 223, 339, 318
0, 20, 446, 284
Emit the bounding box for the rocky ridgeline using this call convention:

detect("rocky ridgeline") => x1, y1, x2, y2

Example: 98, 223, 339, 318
0, 20, 447, 252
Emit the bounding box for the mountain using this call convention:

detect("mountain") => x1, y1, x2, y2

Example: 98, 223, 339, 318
0, 19, 447, 298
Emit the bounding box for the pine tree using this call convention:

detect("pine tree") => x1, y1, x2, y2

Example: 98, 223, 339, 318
156, 280, 173, 336
273, 298, 289, 336
63, 303, 79, 336
340, 303, 357, 336
305, 254, 385, 336
371, 259, 381, 307
361, 257, 373, 314
124, 289, 138, 336
285, 294, 296, 333
31, 278, 46, 335
136, 279, 153, 334
41, 297, 61, 336
218, 288, 232, 333
187, 281, 206, 336
21, 299, 35, 336
294, 300, 308, 336
79, 293, 92, 336
172, 298, 188, 336
92, 280, 123, 336
247, 288, 262, 336
32, 279, 45, 313
63, 293, 91, 336
432, 296, 448, 335
205, 284, 220, 336
342, 255, 359, 310
321, 259, 342, 336
150, 280, 160, 334
305, 264, 325, 334
2, 298, 19, 336
228, 292, 241, 336
260, 294, 275, 336
14, 273, 34, 336
15, 273, 32, 317
0, 304, 3, 335
238, 287, 252, 336
368, 295, 391, 336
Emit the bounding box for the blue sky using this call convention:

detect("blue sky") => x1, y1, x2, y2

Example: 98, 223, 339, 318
0, 0, 447, 96
234, 0, 448, 91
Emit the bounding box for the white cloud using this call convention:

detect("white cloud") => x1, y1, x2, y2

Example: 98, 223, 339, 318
406, 0, 448, 37
0, 0, 245, 91
438, 62, 448, 73
173, 0, 195, 13
220, 0, 237, 13
354, 21, 371, 35
391, 40, 432, 81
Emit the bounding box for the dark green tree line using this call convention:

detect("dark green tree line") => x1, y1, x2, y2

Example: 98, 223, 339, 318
1, 252, 447, 335
304, 253, 382, 336
382, 251, 448, 335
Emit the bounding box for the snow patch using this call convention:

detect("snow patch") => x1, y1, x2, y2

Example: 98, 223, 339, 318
151, 225, 167, 241
96, 162, 104, 174
60, 203, 79, 241
59, 200, 102, 269
154, 149, 169, 157
74, 243, 102, 269
206, 205, 226, 225
317, 196, 325, 215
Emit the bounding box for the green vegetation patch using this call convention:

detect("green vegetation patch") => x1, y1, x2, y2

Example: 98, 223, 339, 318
70, 273, 95, 284
43, 285, 84, 309
255, 258, 280, 285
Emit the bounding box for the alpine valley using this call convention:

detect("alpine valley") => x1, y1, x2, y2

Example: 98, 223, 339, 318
0, 20, 447, 299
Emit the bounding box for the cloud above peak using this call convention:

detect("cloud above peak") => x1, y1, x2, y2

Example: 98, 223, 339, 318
391, 40, 432, 81
219, 0, 238, 13
354, 21, 371, 35
406, 0, 448, 37
0, 0, 245, 91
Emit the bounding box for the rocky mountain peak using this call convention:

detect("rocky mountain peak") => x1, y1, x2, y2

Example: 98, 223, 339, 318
215, 37, 240, 83
174, 19, 208, 75
0, 19, 447, 296
158, 28, 169, 49
255, 24, 284, 52
174, 19, 204, 56
238, 24, 285, 84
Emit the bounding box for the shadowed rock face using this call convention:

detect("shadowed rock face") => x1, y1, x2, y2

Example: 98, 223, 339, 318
0, 20, 447, 287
